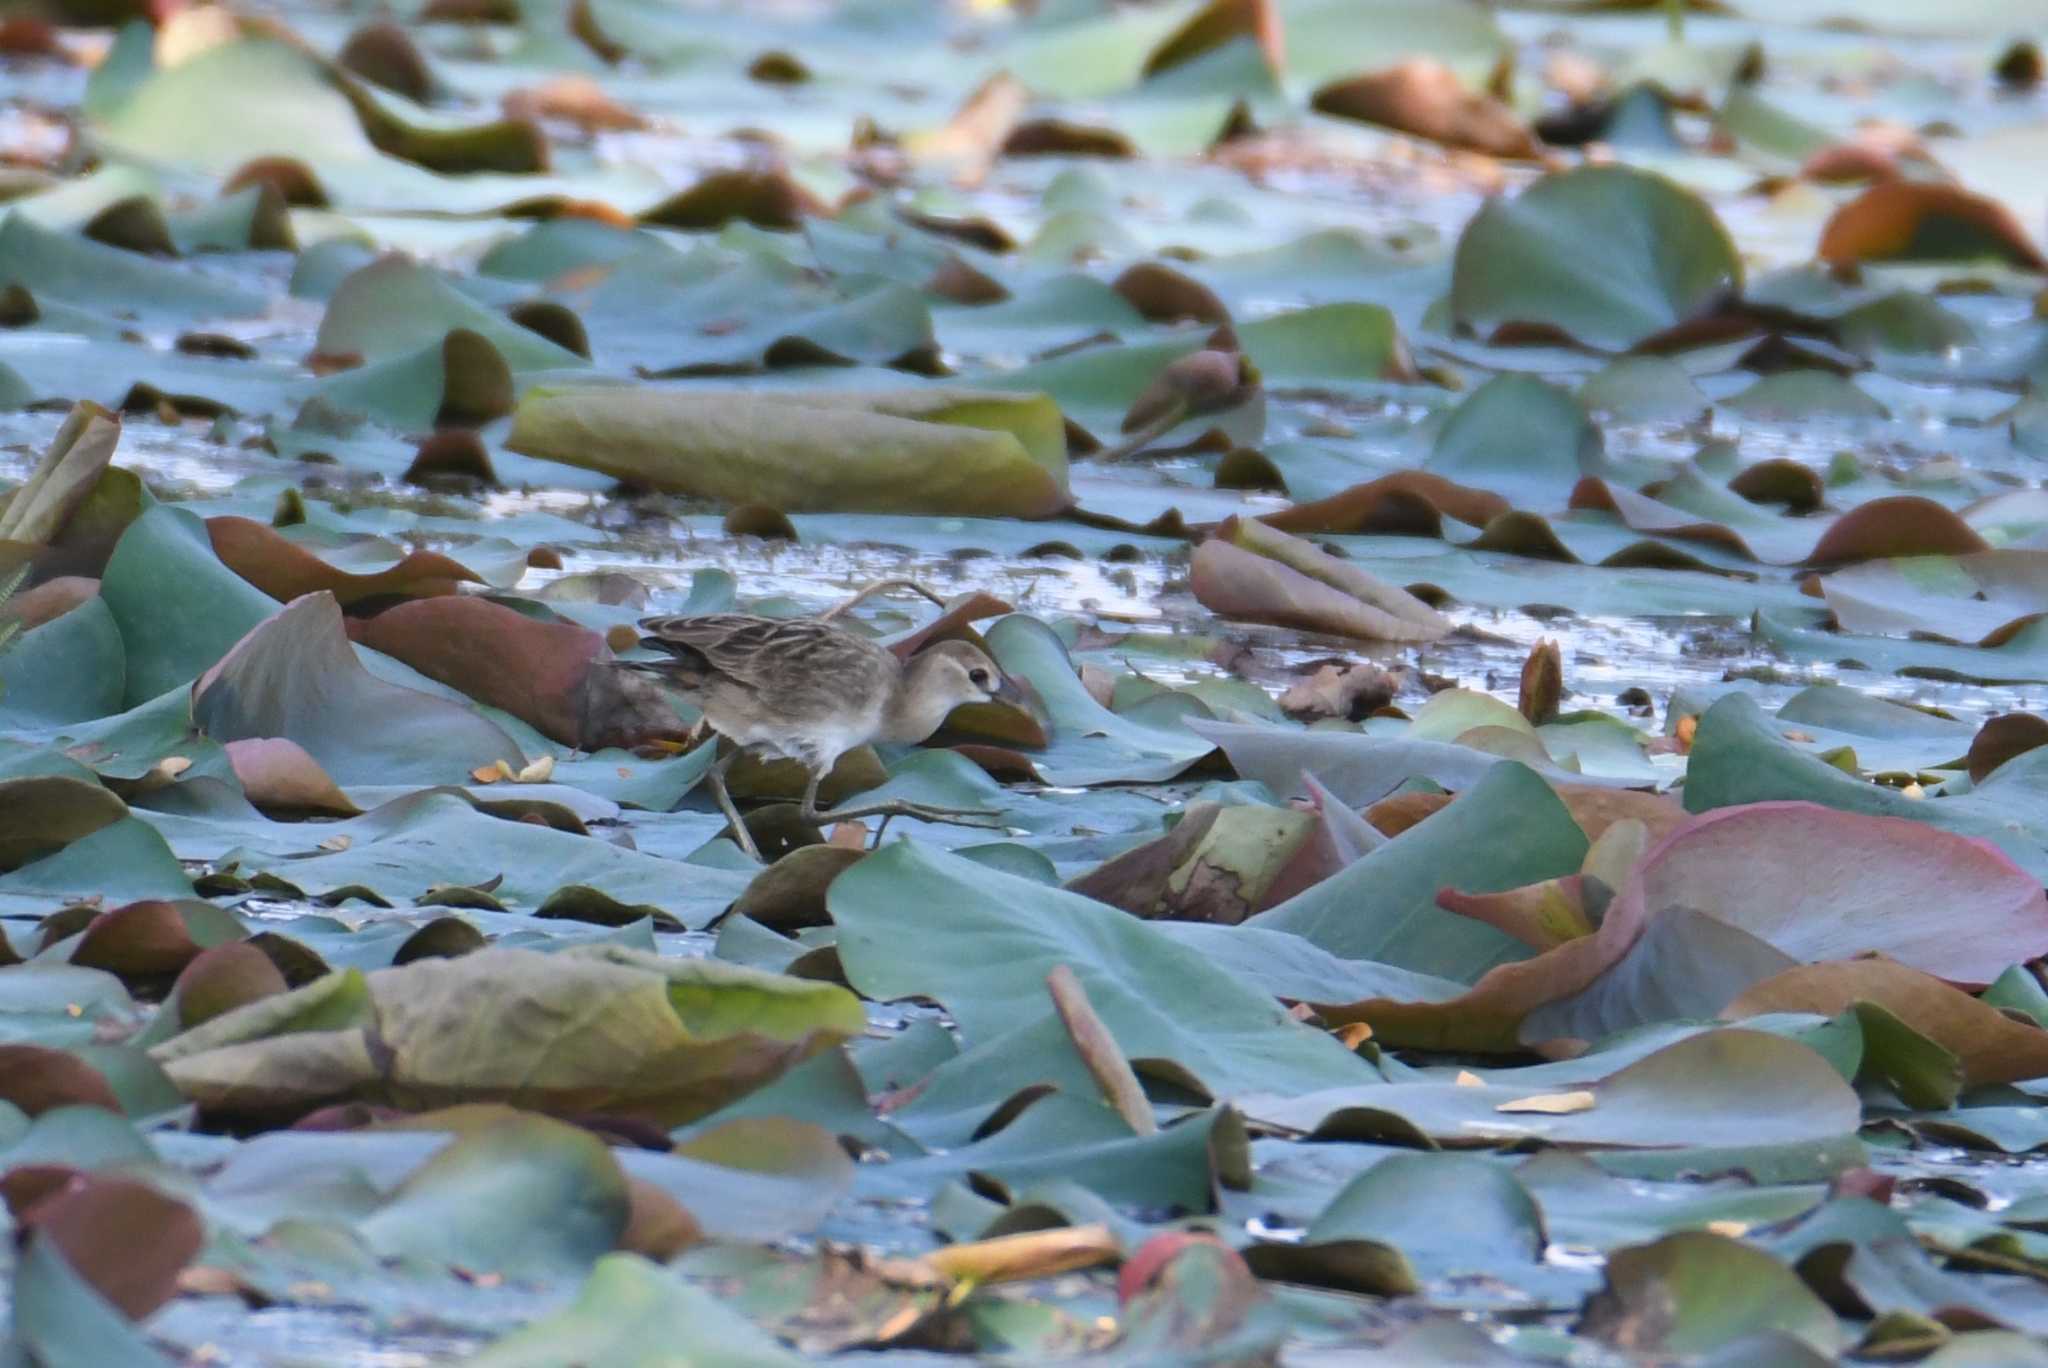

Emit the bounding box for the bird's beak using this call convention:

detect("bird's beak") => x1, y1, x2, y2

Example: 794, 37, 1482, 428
994, 674, 1028, 707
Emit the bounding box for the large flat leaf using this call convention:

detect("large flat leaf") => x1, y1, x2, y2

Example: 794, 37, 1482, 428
467, 1253, 803, 1367
505, 387, 1070, 517
1687, 692, 2048, 884
1246, 761, 1588, 975
1450, 165, 1741, 350
100, 504, 277, 708
193, 591, 526, 787
984, 614, 1214, 785
1241, 1029, 1860, 1151
355, 1112, 630, 1277
152, 945, 866, 1126
829, 841, 1371, 1099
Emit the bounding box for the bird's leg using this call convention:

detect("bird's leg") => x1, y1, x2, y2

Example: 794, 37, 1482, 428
704, 747, 761, 861
795, 767, 827, 827
813, 796, 1008, 832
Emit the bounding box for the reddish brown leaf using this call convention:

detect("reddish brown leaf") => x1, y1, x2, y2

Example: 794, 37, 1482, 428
1002, 119, 1135, 159
1725, 956, 2048, 1087
12, 1172, 203, 1321
882, 593, 1014, 658
206, 516, 481, 606
1439, 875, 1596, 952
501, 76, 647, 132
0, 574, 97, 630
1727, 459, 1824, 513
1803, 495, 1989, 566
1260, 470, 1508, 536
70, 899, 201, 981
1518, 638, 1562, 725
1819, 181, 2047, 271
1329, 800, 2044, 1052
1193, 519, 1449, 643
0, 1043, 122, 1116
223, 156, 330, 208
1047, 963, 1155, 1134
225, 738, 361, 816
1312, 59, 1540, 158
638, 168, 822, 231
175, 942, 289, 1029
1113, 263, 1230, 326
620, 1176, 702, 1260
1966, 712, 2048, 783
348, 595, 679, 749
1143, 0, 1283, 80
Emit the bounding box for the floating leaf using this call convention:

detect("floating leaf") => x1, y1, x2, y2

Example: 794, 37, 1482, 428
1818, 181, 2047, 271
193, 591, 525, 787
1192, 515, 1449, 643
1451, 165, 1741, 350
506, 387, 1070, 518
153, 946, 866, 1126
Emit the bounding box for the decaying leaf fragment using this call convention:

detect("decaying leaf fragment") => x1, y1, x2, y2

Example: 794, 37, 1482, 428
1192, 516, 1450, 643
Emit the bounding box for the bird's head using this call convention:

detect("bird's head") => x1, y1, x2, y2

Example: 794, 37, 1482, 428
905, 639, 1022, 714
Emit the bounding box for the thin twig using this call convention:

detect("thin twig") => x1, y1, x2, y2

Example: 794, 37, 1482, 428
817, 577, 950, 621
1087, 399, 1187, 464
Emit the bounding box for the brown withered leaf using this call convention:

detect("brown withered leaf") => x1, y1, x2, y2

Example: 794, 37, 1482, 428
207, 516, 482, 606
730, 845, 865, 932
1048, 964, 1155, 1134
1366, 783, 1687, 847
502, 76, 648, 133
0, 574, 97, 630
1143, 0, 1283, 79
1192, 517, 1450, 644
1312, 59, 1540, 159
1113, 263, 1230, 325
0, 1043, 123, 1117
338, 20, 434, 101
1518, 638, 1562, 725
1277, 662, 1398, 722
639, 167, 822, 231
70, 899, 204, 983
1258, 470, 1507, 536
904, 72, 1027, 185
1804, 495, 1988, 566
349, 596, 680, 750
1967, 712, 2048, 783
1003, 119, 1135, 159
1725, 955, 2048, 1087
1819, 180, 2048, 271
224, 738, 362, 817
9, 1172, 204, 1321
175, 943, 290, 1030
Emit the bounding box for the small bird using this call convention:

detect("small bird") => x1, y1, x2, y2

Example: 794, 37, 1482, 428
622, 613, 1019, 857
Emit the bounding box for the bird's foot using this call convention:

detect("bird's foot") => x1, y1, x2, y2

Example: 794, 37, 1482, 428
807, 799, 1007, 834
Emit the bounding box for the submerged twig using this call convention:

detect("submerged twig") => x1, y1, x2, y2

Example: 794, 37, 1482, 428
817, 577, 950, 621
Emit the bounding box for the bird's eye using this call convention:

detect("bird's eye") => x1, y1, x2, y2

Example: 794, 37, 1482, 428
969, 668, 991, 687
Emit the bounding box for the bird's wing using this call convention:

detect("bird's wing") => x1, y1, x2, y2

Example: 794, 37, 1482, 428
637, 614, 893, 696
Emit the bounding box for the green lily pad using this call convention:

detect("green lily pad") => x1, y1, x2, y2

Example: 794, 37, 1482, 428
1450, 165, 1741, 351
830, 840, 1370, 1099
